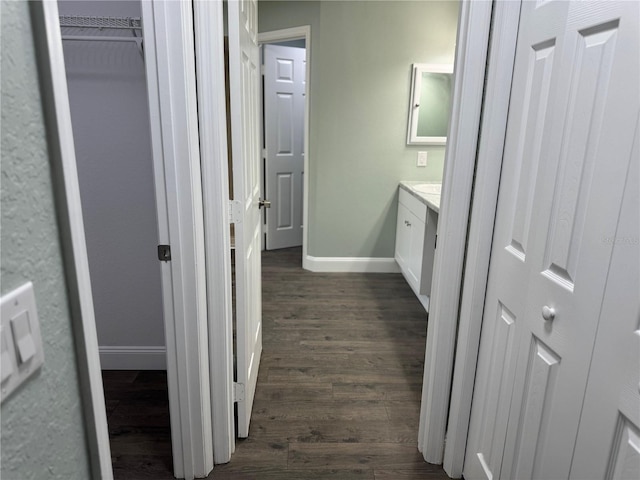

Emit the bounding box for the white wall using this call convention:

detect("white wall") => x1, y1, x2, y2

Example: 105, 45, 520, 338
59, 0, 165, 368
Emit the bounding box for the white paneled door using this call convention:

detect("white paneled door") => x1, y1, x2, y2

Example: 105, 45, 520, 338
263, 44, 306, 250
569, 119, 639, 480
464, 1, 639, 479
228, 0, 262, 438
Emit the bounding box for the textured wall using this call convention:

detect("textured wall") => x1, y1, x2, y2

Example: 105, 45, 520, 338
0, 1, 92, 478
58, 0, 165, 351
259, 0, 459, 258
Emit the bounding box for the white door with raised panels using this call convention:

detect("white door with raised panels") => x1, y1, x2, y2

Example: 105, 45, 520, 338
569, 122, 639, 480
464, 1, 639, 479
228, 0, 262, 438
263, 44, 305, 250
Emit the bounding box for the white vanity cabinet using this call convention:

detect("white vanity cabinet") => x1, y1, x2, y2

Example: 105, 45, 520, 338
395, 184, 440, 311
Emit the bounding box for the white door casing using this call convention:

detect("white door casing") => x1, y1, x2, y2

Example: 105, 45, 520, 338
228, 0, 263, 438
192, 0, 236, 464
442, 1, 521, 475
263, 44, 306, 250
143, 1, 216, 477
29, 2, 113, 477
418, 0, 493, 464
464, 1, 639, 479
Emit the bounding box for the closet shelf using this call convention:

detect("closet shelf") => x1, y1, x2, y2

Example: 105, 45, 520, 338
59, 15, 142, 30
59, 15, 143, 56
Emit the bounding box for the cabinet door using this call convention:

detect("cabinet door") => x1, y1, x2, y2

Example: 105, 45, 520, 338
406, 210, 426, 291
395, 203, 411, 271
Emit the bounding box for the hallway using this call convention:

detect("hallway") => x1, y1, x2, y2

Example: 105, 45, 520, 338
104, 248, 451, 479
214, 247, 449, 479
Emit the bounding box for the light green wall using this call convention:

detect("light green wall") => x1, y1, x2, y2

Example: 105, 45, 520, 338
1, 2, 92, 478
259, 0, 459, 257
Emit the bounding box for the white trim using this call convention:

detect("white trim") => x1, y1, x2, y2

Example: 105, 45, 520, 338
28, 2, 113, 478
98, 346, 167, 370
304, 256, 401, 273
443, 2, 522, 477
418, 0, 493, 464
140, 3, 185, 477
258, 26, 309, 44
193, 0, 236, 465
143, 2, 213, 478
258, 26, 311, 268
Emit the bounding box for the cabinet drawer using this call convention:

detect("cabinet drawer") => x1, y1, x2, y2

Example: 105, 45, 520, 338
399, 188, 427, 220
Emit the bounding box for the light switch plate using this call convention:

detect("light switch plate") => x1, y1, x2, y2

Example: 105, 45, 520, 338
1, 326, 15, 384
417, 151, 428, 167
1, 282, 44, 403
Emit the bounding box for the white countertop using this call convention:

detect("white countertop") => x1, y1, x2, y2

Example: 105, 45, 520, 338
399, 181, 441, 213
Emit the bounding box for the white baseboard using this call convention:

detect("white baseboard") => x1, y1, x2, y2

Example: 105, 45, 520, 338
99, 346, 166, 370
303, 255, 401, 273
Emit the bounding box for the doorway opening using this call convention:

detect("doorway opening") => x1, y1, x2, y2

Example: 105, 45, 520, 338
258, 27, 311, 268
218, 6, 459, 473
58, 0, 171, 475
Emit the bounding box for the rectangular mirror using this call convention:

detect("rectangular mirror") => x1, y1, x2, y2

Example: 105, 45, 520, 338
407, 63, 454, 145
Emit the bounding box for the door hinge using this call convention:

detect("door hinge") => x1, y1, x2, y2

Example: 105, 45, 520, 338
260, 64, 265, 75
233, 382, 245, 403
157, 245, 171, 262
229, 200, 242, 224
435, 234, 437, 250
262, 148, 267, 159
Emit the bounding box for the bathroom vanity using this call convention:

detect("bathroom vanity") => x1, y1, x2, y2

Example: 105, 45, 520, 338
395, 181, 440, 312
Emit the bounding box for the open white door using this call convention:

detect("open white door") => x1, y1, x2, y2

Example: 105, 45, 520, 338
228, 0, 263, 438
464, 1, 639, 479
263, 44, 305, 250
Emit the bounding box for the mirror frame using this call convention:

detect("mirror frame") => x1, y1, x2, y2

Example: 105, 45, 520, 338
407, 63, 454, 146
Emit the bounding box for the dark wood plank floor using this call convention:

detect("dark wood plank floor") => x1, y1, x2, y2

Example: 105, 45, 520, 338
103, 369, 174, 479
105, 247, 450, 479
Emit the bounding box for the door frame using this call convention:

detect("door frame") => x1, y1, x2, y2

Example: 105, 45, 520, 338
29, 2, 112, 477
142, 1, 215, 477
442, 1, 522, 477
197, 1, 513, 475
417, 0, 494, 465
258, 26, 311, 261
192, 0, 236, 465
32, 1, 217, 479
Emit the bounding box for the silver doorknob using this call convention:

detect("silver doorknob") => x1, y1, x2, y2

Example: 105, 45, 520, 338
259, 199, 271, 209
542, 306, 556, 322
